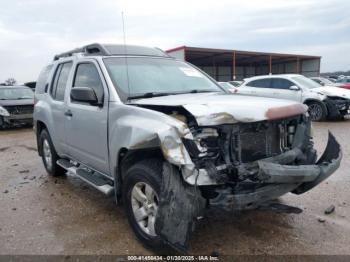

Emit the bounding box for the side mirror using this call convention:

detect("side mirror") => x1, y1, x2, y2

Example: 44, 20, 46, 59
70, 87, 99, 105
289, 85, 300, 91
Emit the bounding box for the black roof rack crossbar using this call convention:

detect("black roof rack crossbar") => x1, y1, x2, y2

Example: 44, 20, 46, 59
53, 43, 110, 61
53, 43, 170, 61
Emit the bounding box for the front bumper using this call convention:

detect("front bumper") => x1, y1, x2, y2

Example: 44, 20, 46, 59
209, 132, 342, 210
324, 98, 350, 118
0, 114, 33, 127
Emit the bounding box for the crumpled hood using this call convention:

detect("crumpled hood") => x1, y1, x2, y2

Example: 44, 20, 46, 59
0, 99, 34, 107
312, 86, 350, 99
131, 93, 307, 126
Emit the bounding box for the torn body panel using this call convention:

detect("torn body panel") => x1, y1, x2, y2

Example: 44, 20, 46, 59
324, 97, 350, 119
108, 103, 196, 177
155, 163, 205, 253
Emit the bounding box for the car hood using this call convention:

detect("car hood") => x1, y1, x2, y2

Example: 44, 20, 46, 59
312, 86, 350, 99
0, 99, 34, 107
131, 93, 307, 126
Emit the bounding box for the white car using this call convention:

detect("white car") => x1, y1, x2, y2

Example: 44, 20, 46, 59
310, 77, 336, 86
235, 74, 350, 121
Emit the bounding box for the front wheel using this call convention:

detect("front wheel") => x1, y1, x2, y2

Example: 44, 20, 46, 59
307, 101, 327, 121
123, 159, 165, 250
39, 129, 66, 176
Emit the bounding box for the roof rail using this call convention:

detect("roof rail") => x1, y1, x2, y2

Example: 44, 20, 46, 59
53, 43, 109, 61
53, 43, 169, 61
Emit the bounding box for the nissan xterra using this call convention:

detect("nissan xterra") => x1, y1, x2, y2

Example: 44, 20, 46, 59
34, 44, 342, 252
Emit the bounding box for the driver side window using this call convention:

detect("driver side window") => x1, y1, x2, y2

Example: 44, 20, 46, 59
72, 63, 104, 104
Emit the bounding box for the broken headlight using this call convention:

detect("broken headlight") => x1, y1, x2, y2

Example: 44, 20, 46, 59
183, 128, 219, 159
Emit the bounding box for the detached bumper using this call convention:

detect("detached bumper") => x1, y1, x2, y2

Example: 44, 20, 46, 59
293, 132, 342, 194
210, 132, 342, 210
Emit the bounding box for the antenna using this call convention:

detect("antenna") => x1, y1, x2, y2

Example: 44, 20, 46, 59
122, 11, 131, 101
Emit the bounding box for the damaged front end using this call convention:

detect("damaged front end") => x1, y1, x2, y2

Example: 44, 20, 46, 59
324, 96, 350, 119
181, 115, 342, 210
154, 112, 341, 252
129, 99, 341, 252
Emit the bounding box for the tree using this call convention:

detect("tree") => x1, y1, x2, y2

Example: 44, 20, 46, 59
4, 78, 17, 86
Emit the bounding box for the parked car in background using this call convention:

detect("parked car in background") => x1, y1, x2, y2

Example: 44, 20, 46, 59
335, 78, 350, 90
24, 81, 37, 91
235, 74, 350, 121
33, 43, 342, 252
0, 86, 34, 128
229, 80, 243, 87
326, 77, 337, 83
327, 75, 338, 81
310, 77, 336, 86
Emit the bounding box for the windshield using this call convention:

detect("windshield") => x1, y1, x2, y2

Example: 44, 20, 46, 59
291, 75, 322, 89
103, 57, 223, 99
0, 88, 34, 100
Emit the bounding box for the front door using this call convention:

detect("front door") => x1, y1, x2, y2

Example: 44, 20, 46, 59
65, 60, 110, 175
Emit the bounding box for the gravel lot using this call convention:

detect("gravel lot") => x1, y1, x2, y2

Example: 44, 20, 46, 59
0, 120, 349, 255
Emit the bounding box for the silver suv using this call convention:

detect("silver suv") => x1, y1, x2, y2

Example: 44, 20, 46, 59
34, 43, 342, 252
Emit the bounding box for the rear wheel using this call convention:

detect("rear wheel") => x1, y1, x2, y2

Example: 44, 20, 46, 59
307, 101, 327, 121
123, 159, 165, 250
39, 129, 66, 176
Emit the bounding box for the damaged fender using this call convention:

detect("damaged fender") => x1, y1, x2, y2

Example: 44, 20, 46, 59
155, 162, 206, 253
108, 104, 196, 178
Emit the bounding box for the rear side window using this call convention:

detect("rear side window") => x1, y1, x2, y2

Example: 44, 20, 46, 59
73, 63, 104, 102
36, 65, 53, 94
246, 79, 271, 88
270, 78, 294, 89
50, 62, 72, 101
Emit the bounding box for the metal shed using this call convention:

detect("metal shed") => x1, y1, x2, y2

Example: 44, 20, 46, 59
166, 46, 321, 81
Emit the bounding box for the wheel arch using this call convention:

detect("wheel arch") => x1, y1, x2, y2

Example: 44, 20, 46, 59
304, 99, 328, 121
36, 120, 48, 156
304, 99, 328, 112
114, 147, 164, 202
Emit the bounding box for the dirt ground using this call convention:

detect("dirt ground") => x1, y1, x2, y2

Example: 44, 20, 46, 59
0, 120, 349, 256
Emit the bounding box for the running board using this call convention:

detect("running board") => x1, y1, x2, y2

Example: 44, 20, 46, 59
57, 159, 114, 196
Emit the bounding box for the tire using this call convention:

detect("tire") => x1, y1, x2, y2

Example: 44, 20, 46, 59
122, 159, 166, 250
307, 101, 327, 121
39, 129, 66, 176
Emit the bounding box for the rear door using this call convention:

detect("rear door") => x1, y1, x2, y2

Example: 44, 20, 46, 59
270, 78, 302, 102
49, 62, 73, 155
65, 59, 110, 175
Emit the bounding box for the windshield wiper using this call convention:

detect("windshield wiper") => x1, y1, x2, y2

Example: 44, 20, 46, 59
190, 89, 220, 94
185, 89, 220, 94
127, 92, 178, 100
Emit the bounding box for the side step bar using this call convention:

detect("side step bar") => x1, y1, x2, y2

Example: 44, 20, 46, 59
57, 159, 114, 196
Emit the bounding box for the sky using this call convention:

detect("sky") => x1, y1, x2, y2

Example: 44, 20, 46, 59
0, 0, 349, 83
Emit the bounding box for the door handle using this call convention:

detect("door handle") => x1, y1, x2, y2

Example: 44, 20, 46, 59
64, 110, 73, 117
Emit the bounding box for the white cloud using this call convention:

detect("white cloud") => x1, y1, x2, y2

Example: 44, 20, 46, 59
0, 0, 349, 82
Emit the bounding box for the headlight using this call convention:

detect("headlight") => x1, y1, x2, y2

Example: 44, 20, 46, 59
0, 106, 10, 117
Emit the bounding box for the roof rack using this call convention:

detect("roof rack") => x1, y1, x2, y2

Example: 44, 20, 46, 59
53, 43, 170, 61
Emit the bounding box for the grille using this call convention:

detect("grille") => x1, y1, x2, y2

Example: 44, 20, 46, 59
3, 105, 34, 115
239, 124, 282, 163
